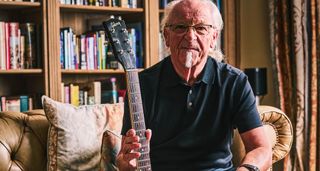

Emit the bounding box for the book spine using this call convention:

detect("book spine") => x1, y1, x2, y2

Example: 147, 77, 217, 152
0, 22, 5, 70
64, 85, 70, 104
5, 23, 10, 70
28, 97, 33, 110
60, 30, 65, 69
9, 22, 20, 69
20, 23, 36, 69
61, 82, 65, 103
80, 35, 86, 69
70, 84, 79, 106
20, 95, 29, 112
1, 96, 6, 111
20, 35, 25, 69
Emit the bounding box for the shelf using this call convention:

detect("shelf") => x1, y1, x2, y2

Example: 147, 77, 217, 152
61, 69, 144, 74
0, 1, 41, 10
0, 69, 43, 74
60, 4, 144, 14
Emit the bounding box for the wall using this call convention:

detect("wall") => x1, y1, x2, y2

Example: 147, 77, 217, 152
240, 0, 276, 107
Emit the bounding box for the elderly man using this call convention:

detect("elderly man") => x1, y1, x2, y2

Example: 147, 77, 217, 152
116, 0, 272, 170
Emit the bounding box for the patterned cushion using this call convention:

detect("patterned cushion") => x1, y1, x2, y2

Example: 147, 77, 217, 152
42, 96, 123, 171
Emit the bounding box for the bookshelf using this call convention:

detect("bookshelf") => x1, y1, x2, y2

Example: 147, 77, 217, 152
47, 0, 157, 102
0, 0, 47, 110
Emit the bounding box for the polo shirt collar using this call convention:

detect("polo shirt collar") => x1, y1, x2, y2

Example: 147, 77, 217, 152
163, 56, 215, 87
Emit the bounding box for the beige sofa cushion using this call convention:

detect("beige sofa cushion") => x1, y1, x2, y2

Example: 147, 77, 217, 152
42, 96, 123, 171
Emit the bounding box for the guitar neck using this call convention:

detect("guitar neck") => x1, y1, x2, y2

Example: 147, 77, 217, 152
126, 69, 152, 171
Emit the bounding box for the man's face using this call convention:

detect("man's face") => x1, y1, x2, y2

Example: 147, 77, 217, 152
164, 1, 218, 71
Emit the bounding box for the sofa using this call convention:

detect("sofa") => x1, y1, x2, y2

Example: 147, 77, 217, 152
0, 104, 292, 171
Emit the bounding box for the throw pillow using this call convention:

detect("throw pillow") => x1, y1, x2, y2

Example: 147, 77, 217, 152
42, 95, 123, 171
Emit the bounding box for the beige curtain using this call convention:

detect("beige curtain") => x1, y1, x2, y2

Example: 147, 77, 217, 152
269, 0, 320, 170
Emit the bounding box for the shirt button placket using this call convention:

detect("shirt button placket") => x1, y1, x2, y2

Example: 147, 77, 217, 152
187, 88, 193, 110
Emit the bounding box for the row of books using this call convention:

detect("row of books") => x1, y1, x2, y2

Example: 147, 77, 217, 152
0, 95, 33, 112
60, 24, 143, 70
0, 22, 40, 70
60, 0, 139, 8
61, 78, 125, 106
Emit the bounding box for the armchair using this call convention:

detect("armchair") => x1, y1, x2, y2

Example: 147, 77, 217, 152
0, 105, 292, 170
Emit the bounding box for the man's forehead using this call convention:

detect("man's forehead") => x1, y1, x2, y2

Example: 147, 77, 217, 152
169, 1, 212, 24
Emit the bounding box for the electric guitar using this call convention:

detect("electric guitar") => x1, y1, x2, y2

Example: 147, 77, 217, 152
103, 17, 152, 171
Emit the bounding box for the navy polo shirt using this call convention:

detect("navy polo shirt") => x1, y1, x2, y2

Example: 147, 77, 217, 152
121, 56, 262, 171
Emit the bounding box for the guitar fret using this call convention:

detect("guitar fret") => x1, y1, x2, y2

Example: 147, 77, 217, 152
130, 93, 142, 103
135, 129, 145, 137
136, 166, 152, 171
137, 159, 151, 167
139, 137, 148, 145
130, 103, 143, 113
139, 146, 149, 153
133, 112, 144, 122
133, 121, 146, 130
128, 83, 141, 94
139, 152, 151, 161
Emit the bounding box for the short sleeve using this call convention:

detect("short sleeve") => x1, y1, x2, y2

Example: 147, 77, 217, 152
232, 73, 262, 133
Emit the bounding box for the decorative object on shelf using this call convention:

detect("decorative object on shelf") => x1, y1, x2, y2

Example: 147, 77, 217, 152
244, 67, 267, 105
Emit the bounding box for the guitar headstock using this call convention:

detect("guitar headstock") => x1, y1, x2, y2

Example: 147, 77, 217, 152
103, 16, 136, 70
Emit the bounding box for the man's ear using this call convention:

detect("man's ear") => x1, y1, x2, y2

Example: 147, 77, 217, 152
163, 28, 170, 47
210, 31, 219, 48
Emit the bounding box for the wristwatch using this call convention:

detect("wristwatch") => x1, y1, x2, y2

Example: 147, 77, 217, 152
239, 164, 260, 171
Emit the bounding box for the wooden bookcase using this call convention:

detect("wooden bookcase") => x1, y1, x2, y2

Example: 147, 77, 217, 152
46, 0, 161, 101
0, 0, 48, 108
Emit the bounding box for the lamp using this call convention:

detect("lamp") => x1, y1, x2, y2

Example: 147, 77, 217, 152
244, 68, 267, 105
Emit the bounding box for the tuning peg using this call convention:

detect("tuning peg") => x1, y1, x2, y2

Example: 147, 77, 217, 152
117, 16, 122, 20
110, 15, 114, 19
124, 39, 130, 44
128, 49, 134, 56
121, 28, 128, 33
118, 50, 124, 54
113, 39, 120, 44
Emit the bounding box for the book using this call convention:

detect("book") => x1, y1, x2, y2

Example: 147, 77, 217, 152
70, 84, 80, 106
0, 22, 6, 70
9, 22, 20, 69
6, 98, 20, 112
20, 23, 37, 69
127, 22, 143, 68
1, 96, 6, 111
20, 95, 29, 112
28, 97, 33, 110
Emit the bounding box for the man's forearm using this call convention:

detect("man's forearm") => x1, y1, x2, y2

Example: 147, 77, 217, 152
238, 147, 272, 171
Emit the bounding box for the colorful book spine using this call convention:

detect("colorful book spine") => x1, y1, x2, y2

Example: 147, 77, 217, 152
20, 95, 29, 112
0, 22, 5, 70
20, 23, 37, 69
9, 22, 20, 69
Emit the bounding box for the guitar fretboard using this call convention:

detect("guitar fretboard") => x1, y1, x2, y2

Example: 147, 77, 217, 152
126, 70, 152, 171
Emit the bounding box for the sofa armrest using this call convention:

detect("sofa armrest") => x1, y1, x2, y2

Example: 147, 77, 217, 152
231, 105, 293, 169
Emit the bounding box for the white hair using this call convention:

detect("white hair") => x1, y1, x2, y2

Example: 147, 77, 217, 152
160, 0, 224, 62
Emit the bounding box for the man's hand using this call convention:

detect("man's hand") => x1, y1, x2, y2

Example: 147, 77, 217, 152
116, 129, 152, 171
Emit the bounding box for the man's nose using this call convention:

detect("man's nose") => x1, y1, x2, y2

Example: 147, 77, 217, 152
184, 27, 197, 40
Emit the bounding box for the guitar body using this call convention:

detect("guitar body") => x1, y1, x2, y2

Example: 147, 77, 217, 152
103, 17, 152, 171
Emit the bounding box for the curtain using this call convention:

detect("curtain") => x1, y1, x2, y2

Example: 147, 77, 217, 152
269, 0, 320, 171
